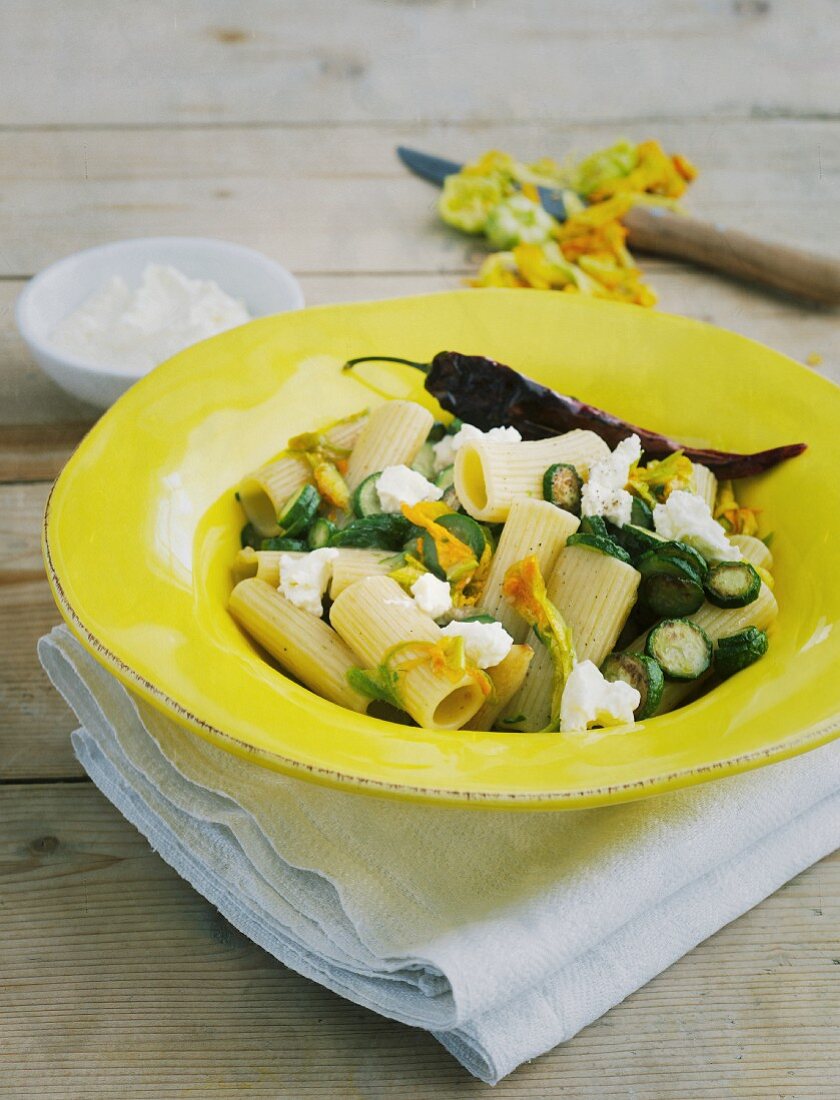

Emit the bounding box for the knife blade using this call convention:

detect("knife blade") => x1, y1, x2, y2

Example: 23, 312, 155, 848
396, 145, 572, 222
395, 144, 840, 305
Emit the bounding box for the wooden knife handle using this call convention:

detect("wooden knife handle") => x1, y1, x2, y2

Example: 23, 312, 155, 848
623, 205, 840, 306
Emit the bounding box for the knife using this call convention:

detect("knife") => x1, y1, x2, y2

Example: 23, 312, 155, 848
397, 145, 840, 306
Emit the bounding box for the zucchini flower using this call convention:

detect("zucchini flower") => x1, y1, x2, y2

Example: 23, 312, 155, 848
485, 193, 560, 250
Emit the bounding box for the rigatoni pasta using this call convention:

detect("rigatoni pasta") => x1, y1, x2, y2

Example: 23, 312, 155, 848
228, 373, 782, 735
229, 578, 369, 712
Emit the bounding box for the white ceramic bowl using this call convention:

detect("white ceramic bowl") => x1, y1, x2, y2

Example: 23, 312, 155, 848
16, 237, 305, 409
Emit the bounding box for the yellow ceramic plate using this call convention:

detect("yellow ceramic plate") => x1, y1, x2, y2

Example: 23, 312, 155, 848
44, 290, 840, 808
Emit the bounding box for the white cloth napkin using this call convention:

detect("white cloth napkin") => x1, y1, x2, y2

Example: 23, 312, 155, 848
40, 624, 840, 1085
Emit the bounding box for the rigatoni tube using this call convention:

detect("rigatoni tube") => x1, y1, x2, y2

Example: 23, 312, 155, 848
477, 498, 580, 642
692, 463, 718, 512
345, 401, 433, 490
228, 578, 368, 712
454, 430, 611, 522
462, 644, 534, 731
503, 545, 641, 731
330, 575, 485, 729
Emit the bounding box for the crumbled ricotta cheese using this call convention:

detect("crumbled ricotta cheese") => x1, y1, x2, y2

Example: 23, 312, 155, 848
376, 465, 442, 513
278, 548, 339, 616
432, 422, 522, 472
410, 573, 453, 619
50, 263, 251, 375
580, 433, 641, 528
440, 619, 513, 669
653, 490, 741, 562
559, 660, 640, 733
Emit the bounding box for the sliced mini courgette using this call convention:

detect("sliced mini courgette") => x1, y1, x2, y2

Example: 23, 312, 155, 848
329, 514, 412, 550
426, 422, 448, 444
307, 517, 336, 550
351, 471, 384, 517
630, 496, 654, 530
434, 464, 460, 512
446, 417, 463, 435
459, 613, 498, 624
542, 462, 582, 516
240, 522, 260, 550
609, 522, 668, 560
277, 483, 321, 537
715, 626, 769, 677
646, 619, 713, 681
639, 571, 705, 617
579, 514, 609, 539
565, 531, 632, 564
652, 540, 709, 579
703, 561, 761, 608
411, 441, 437, 481
636, 549, 703, 583
260, 536, 308, 552
600, 651, 665, 719
421, 512, 485, 578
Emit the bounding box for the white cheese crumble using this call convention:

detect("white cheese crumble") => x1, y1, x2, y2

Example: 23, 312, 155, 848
653, 490, 741, 562
376, 465, 442, 513
580, 433, 641, 528
410, 573, 453, 619
440, 619, 513, 669
559, 660, 640, 733
432, 423, 522, 472
278, 548, 339, 616
50, 263, 251, 375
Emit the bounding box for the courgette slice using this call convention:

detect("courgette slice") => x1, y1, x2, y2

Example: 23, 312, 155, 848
260, 536, 308, 552
579, 514, 609, 539
609, 522, 668, 560
565, 531, 632, 564
351, 472, 384, 517
434, 464, 460, 512
639, 571, 705, 617
636, 549, 704, 584
652, 540, 709, 579
600, 651, 664, 719
240, 522, 260, 550
542, 462, 582, 516
714, 626, 769, 677
630, 497, 655, 530
411, 441, 437, 481
459, 613, 498, 624
703, 561, 761, 608
307, 517, 336, 550
421, 512, 484, 579
329, 514, 412, 550
426, 422, 448, 444
646, 619, 713, 681
446, 418, 463, 435
277, 483, 321, 537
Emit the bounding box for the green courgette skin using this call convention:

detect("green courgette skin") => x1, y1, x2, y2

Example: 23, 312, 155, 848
639, 571, 705, 617
260, 536, 308, 552
566, 531, 632, 564
434, 465, 460, 512
329, 514, 414, 550
307, 518, 336, 550
351, 472, 384, 517
607, 522, 668, 559
421, 513, 485, 578
278, 484, 321, 537
411, 442, 438, 480
240, 522, 260, 550
600, 651, 665, 719
646, 619, 713, 681
630, 497, 655, 530
715, 627, 769, 677
543, 462, 583, 516
703, 561, 761, 608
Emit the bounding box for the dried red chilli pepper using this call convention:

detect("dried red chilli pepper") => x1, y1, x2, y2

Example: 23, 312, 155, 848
343, 352, 806, 479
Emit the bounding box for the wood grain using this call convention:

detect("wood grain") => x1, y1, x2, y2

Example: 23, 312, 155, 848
3, 0, 839, 128
1, 784, 838, 1097
0, 119, 835, 277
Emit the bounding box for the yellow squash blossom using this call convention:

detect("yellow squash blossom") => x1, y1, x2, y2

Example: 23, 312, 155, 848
714, 480, 761, 536
628, 451, 695, 507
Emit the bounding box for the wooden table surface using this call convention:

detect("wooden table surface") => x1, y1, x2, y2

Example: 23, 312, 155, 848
2, 3, 839, 1096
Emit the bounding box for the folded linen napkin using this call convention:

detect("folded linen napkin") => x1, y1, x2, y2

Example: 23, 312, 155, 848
40, 624, 840, 1085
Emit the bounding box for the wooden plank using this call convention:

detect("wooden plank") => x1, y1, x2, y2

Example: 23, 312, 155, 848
1, 783, 839, 1096
0, 119, 837, 277
0, 579, 81, 780
3, 0, 839, 128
